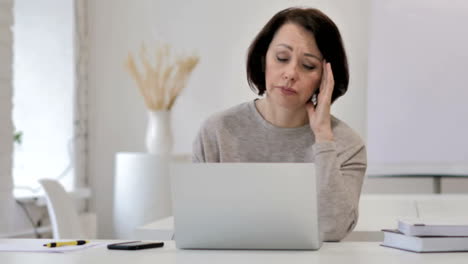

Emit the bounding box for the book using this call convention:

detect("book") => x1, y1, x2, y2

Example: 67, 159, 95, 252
398, 217, 468, 237
381, 229, 468, 253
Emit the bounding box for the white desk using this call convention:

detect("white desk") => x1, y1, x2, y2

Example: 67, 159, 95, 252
134, 216, 174, 240
134, 195, 468, 242
1, 239, 467, 264
134, 216, 384, 242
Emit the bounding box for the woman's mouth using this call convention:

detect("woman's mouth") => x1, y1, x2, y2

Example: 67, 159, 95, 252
278, 86, 297, 96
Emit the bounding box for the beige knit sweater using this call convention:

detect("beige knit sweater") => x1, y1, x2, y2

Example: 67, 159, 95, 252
192, 100, 367, 241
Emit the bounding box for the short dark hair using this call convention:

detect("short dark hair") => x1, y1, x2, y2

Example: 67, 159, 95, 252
246, 7, 349, 103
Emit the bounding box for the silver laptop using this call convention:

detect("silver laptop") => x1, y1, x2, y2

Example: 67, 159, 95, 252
170, 163, 322, 250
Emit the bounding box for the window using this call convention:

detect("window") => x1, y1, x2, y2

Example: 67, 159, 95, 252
12, 0, 76, 194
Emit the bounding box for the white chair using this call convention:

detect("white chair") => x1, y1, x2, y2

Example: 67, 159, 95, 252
39, 179, 85, 239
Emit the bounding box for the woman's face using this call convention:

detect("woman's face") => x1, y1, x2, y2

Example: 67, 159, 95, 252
264, 23, 323, 110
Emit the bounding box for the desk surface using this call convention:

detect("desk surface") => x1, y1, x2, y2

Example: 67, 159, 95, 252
1, 239, 467, 264
135, 195, 468, 242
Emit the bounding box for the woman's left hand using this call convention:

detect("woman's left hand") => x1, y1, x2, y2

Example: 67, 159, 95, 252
306, 60, 334, 142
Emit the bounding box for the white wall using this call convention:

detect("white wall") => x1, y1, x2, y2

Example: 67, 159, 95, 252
367, 0, 468, 175
88, 0, 371, 238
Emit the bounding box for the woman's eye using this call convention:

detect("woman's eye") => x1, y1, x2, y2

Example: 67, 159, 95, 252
276, 56, 288, 62
303, 64, 315, 70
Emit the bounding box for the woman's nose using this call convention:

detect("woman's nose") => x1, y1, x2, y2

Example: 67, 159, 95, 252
283, 63, 299, 82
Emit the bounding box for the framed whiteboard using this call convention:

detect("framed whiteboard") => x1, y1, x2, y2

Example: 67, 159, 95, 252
367, 0, 468, 176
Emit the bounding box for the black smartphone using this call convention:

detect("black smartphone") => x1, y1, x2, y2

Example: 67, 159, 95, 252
107, 241, 164, 250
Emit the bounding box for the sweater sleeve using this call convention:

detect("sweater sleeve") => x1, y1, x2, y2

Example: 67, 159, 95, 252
192, 130, 205, 163
313, 139, 367, 242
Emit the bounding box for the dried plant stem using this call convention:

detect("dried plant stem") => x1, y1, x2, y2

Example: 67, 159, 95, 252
124, 43, 198, 111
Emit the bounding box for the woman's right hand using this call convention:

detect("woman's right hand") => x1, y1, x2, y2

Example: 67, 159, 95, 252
306, 60, 334, 143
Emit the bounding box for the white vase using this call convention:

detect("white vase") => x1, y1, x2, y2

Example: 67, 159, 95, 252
145, 110, 173, 155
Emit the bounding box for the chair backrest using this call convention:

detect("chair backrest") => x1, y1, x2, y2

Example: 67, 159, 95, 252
39, 179, 84, 239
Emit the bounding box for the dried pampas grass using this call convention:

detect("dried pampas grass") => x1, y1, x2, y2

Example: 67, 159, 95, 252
125, 43, 199, 111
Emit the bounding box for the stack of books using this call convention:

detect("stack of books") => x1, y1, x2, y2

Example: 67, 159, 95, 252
381, 218, 468, 253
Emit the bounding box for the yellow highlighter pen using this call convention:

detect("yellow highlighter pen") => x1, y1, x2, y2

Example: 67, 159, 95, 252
43, 240, 89, 247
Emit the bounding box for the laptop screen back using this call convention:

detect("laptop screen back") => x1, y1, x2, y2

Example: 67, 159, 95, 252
170, 163, 321, 250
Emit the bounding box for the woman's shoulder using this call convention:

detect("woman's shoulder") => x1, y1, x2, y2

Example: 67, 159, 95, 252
199, 101, 254, 132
